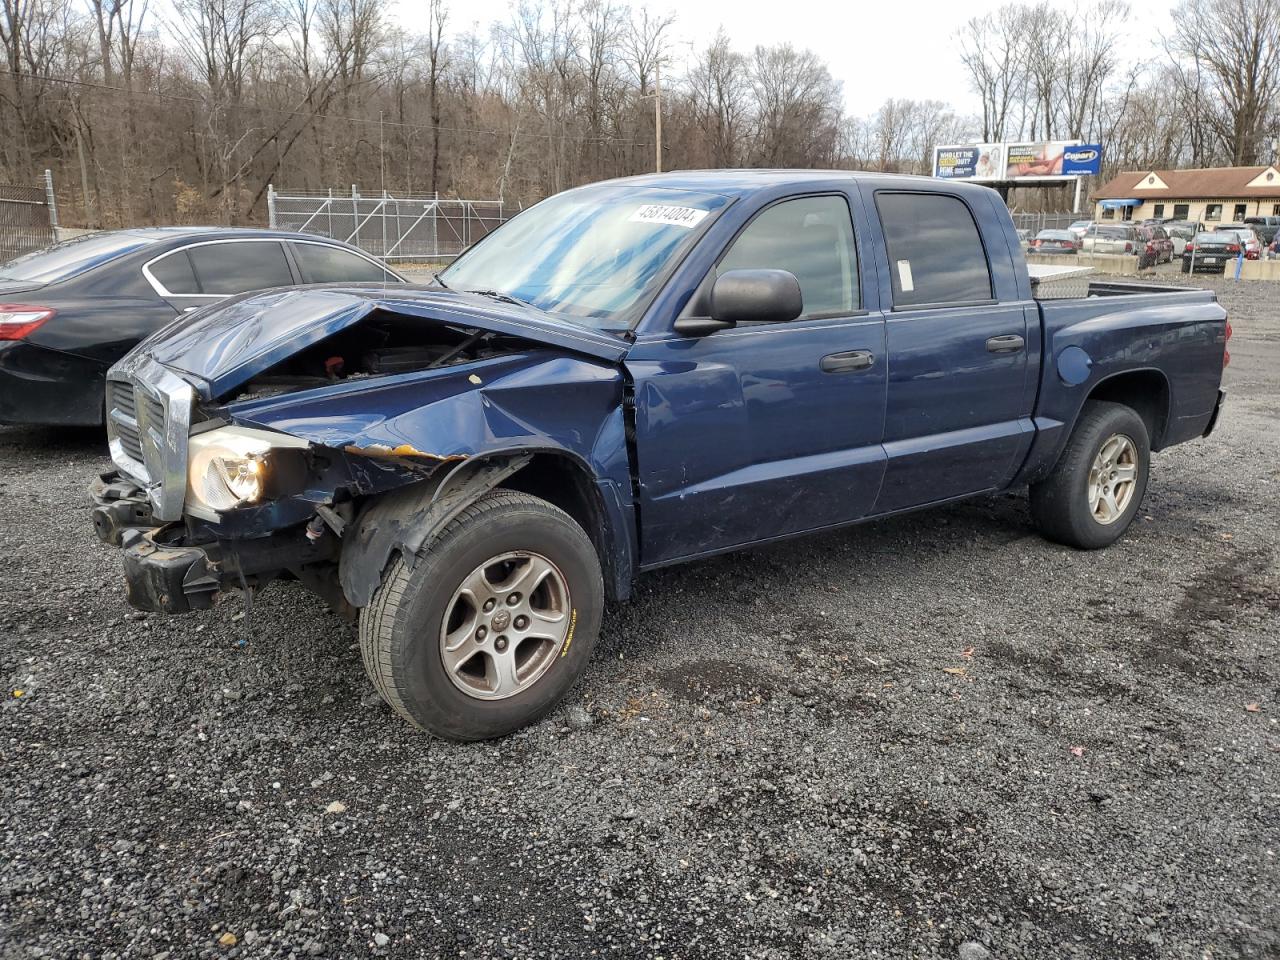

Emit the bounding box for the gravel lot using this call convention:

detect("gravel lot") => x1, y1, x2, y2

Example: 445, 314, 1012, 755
2, 275, 1277, 960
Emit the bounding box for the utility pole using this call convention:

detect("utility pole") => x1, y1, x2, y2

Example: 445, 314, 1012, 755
654, 60, 662, 174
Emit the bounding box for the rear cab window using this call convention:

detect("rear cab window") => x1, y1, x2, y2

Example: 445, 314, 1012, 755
874, 192, 993, 307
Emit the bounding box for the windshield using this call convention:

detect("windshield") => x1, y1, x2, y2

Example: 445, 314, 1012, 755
0, 231, 157, 283
440, 185, 731, 326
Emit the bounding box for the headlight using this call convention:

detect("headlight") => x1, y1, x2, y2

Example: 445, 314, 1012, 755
187, 426, 308, 515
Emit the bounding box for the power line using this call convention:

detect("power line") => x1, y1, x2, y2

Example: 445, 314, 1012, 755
0, 69, 659, 147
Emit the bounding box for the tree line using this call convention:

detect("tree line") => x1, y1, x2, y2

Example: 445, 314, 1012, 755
0, 0, 1277, 229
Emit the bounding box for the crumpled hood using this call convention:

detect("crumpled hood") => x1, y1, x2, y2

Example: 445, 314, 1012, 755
133, 285, 629, 399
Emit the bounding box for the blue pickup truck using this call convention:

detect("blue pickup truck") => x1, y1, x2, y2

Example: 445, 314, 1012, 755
91, 171, 1229, 740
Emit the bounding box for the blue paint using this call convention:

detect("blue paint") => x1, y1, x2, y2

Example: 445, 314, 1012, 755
1057, 345, 1093, 385
124, 170, 1229, 593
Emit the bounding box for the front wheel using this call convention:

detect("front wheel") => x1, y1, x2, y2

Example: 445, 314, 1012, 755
359, 489, 604, 740
1029, 401, 1150, 549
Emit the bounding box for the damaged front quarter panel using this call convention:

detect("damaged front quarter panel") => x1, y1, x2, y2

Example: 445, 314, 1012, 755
210, 348, 635, 608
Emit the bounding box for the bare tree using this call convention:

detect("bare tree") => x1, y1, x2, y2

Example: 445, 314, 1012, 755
957, 5, 1029, 141
687, 30, 747, 167
1167, 0, 1280, 164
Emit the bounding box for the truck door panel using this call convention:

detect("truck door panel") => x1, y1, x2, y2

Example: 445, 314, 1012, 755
864, 190, 1032, 513
627, 193, 888, 565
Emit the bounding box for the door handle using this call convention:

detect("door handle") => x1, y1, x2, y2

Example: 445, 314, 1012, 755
986, 334, 1025, 353
820, 350, 875, 373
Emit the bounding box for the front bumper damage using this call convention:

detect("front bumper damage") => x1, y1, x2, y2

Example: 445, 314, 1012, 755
91, 473, 340, 615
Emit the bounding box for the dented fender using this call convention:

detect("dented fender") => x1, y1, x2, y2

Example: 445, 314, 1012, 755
338, 454, 532, 607
213, 350, 638, 604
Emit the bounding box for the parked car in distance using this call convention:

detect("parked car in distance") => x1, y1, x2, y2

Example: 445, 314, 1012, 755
1243, 215, 1280, 244
1222, 226, 1264, 259
1182, 231, 1245, 273
91, 171, 1230, 741
1136, 224, 1175, 265
1067, 220, 1093, 240
0, 228, 404, 427
1080, 225, 1159, 266
1165, 221, 1202, 258
1028, 229, 1078, 255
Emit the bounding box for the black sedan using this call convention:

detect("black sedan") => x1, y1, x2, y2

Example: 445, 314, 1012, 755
1181, 231, 1245, 274
0, 228, 404, 426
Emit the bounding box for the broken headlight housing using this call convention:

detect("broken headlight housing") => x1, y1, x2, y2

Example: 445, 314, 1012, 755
186, 426, 309, 516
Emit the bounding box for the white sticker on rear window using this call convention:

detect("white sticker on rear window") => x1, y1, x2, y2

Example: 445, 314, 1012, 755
897, 259, 915, 293
629, 204, 709, 228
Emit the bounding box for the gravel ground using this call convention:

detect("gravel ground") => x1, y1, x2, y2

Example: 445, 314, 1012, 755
2, 275, 1277, 960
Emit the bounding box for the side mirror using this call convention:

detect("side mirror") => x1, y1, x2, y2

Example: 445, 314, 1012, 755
673, 269, 803, 335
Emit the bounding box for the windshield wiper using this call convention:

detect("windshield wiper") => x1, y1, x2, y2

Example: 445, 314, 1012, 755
431, 272, 449, 289
465, 288, 534, 309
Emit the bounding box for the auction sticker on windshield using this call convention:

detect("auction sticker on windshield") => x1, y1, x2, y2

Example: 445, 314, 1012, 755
629, 204, 709, 228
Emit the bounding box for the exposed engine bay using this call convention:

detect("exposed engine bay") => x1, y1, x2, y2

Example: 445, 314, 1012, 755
223, 309, 538, 403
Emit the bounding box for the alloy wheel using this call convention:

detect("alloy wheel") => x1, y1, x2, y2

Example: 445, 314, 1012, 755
438, 551, 572, 700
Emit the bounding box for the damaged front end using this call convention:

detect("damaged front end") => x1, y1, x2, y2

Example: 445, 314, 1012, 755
91, 442, 526, 617
91, 284, 631, 617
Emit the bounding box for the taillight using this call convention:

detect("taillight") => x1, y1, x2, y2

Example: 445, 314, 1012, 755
1032, 239, 1041, 247
1224, 319, 1232, 368
1125, 242, 1133, 253
1146, 242, 1155, 253
1227, 243, 1240, 253
1187, 244, 1196, 253
0, 305, 55, 341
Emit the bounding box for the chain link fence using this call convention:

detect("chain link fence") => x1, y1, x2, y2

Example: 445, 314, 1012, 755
267, 187, 519, 263
0, 171, 58, 262
1010, 211, 1086, 236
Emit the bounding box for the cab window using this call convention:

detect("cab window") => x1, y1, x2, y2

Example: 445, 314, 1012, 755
875, 192, 993, 307
717, 195, 858, 317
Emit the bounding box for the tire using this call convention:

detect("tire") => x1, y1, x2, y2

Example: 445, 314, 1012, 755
1029, 401, 1150, 550
1181, 261, 1190, 273
359, 489, 604, 740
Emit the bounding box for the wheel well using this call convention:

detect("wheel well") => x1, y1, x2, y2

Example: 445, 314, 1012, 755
501, 453, 623, 600
1086, 370, 1170, 450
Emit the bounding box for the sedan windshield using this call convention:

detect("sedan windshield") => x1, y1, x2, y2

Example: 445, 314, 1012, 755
0, 231, 156, 283
440, 184, 731, 326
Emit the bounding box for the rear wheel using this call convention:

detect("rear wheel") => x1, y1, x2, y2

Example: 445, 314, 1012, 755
1029, 401, 1150, 549
359, 489, 604, 740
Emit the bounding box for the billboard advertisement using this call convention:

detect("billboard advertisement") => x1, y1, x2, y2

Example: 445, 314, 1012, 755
933, 141, 1103, 181
933, 143, 1005, 181
1061, 143, 1103, 175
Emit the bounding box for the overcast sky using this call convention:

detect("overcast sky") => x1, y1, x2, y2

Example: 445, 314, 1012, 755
393, 0, 1168, 118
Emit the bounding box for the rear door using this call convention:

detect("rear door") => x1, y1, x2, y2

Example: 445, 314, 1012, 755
861, 189, 1034, 513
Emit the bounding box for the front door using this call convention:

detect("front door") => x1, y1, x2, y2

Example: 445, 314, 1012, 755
626, 193, 888, 566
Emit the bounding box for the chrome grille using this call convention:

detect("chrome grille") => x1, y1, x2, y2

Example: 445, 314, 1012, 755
105, 355, 195, 521
107, 382, 146, 464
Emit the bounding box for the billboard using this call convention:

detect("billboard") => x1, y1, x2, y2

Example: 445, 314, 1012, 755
933, 141, 1103, 181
